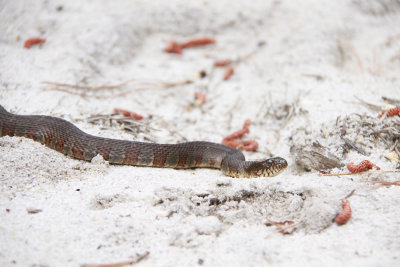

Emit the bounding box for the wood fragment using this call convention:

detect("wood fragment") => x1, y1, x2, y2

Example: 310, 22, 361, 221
385, 151, 399, 163
27, 208, 42, 214
291, 143, 342, 172
395, 145, 400, 163
341, 137, 369, 156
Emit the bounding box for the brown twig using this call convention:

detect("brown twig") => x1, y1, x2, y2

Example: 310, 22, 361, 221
354, 96, 382, 112
265, 219, 298, 235
43, 79, 192, 98
337, 37, 364, 73
363, 180, 400, 187
321, 170, 400, 176
50, 87, 91, 98
42, 80, 132, 90
84, 251, 149, 267
382, 96, 400, 106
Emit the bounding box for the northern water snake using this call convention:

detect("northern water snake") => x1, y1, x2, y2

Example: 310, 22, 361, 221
0, 105, 287, 177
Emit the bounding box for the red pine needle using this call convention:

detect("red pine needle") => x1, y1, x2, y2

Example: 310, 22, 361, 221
222, 120, 258, 151
114, 108, 143, 120
194, 92, 206, 106
335, 198, 352, 225
24, 38, 46, 49
347, 160, 380, 173
335, 190, 355, 225
223, 119, 250, 141
223, 66, 234, 80
180, 37, 215, 49
214, 59, 232, 67
238, 140, 259, 151
378, 106, 400, 118
165, 38, 215, 54
165, 41, 182, 54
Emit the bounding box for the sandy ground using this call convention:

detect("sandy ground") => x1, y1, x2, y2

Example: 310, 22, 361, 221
1, 0, 400, 266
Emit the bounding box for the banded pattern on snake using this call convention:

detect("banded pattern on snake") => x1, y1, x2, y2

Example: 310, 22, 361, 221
0, 105, 287, 177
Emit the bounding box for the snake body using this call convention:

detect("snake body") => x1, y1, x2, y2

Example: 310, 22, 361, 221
0, 105, 287, 177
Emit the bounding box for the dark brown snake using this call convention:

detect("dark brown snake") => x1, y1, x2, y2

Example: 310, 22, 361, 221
0, 105, 287, 177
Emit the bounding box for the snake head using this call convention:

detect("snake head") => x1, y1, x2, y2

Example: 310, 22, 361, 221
246, 157, 288, 177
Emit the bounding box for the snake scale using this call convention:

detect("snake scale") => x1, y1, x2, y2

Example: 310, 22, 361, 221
0, 105, 287, 177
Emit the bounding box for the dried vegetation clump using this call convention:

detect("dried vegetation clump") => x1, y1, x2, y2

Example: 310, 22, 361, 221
291, 109, 400, 172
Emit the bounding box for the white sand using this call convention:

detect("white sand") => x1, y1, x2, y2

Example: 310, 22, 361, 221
1, 0, 400, 266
